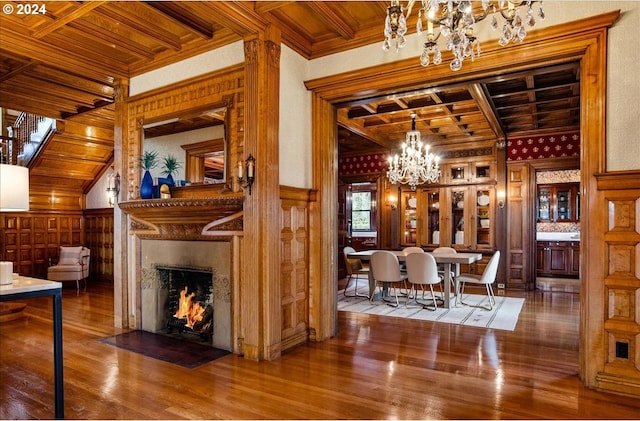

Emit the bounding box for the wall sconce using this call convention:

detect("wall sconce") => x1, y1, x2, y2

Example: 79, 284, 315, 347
497, 189, 506, 209
106, 167, 120, 207
0, 163, 29, 211
237, 154, 255, 195
387, 193, 397, 210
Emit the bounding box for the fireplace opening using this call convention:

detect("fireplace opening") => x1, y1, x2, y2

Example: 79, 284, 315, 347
158, 266, 214, 343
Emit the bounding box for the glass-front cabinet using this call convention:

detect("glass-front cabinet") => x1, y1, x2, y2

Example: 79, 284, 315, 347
536, 183, 580, 222
475, 187, 493, 248
426, 190, 441, 246
400, 191, 418, 245
398, 185, 495, 250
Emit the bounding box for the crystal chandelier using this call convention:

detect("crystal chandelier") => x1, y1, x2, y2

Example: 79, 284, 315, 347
383, 1, 546, 71
387, 113, 441, 190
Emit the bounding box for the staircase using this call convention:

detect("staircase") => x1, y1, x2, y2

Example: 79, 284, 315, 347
1, 112, 55, 166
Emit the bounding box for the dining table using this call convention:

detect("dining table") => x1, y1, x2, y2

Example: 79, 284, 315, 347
347, 249, 483, 308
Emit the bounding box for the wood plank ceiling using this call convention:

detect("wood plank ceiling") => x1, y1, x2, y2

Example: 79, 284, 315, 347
0, 1, 580, 197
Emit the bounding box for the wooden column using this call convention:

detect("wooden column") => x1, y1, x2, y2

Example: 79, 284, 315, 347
242, 26, 282, 360
113, 78, 130, 328
309, 94, 339, 341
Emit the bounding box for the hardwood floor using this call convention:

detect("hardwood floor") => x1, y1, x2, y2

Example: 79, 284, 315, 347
1, 281, 639, 419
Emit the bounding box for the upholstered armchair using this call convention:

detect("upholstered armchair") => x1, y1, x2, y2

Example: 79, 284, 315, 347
47, 246, 90, 291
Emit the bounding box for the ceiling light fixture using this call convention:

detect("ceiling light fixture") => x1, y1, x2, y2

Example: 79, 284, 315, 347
383, 0, 546, 71
387, 113, 440, 190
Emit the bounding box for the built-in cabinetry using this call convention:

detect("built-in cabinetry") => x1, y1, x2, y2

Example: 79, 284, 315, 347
536, 240, 580, 277
399, 161, 496, 251
537, 183, 580, 222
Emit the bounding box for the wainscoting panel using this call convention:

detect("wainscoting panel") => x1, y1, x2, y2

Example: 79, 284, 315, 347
280, 186, 312, 351
0, 212, 84, 279
84, 209, 115, 282
596, 171, 640, 396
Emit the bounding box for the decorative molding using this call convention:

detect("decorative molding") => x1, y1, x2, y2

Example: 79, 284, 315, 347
596, 171, 640, 191
438, 146, 493, 160
266, 40, 281, 66
120, 197, 243, 240
244, 39, 259, 64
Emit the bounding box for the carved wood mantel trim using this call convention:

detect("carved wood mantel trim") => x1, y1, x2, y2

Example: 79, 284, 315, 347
119, 196, 243, 239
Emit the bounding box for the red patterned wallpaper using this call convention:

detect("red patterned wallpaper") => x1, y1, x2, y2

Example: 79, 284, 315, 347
507, 132, 580, 161
339, 152, 390, 176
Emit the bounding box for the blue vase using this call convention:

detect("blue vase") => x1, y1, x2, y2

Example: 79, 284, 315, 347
166, 173, 175, 186
140, 170, 154, 199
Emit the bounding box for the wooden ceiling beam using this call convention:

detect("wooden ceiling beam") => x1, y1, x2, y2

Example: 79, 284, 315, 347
203, 2, 270, 37
67, 21, 156, 60
468, 83, 506, 141
144, 2, 215, 39
0, 61, 36, 83
495, 95, 580, 111
31, 2, 106, 39
95, 7, 183, 51
254, 2, 296, 14
0, 30, 127, 81
305, 2, 356, 40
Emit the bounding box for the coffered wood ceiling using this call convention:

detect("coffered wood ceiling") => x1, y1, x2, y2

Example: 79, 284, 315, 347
0, 1, 580, 196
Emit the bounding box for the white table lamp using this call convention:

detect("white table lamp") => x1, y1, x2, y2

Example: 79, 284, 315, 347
0, 164, 30, 211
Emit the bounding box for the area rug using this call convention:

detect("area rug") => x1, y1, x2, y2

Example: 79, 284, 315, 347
338, 280, 525, 331
99, 330, 230, 368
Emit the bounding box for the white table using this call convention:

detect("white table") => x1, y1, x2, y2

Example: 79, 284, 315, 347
347, 250, 483, 308
0, 276, 64, 419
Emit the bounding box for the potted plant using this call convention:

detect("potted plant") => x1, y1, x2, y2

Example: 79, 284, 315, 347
161, 154, 182, 186
139, 150, 158, 199
479, 211, 490, 228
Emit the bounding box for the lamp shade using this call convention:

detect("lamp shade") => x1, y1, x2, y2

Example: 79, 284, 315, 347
0, 164, 30, 211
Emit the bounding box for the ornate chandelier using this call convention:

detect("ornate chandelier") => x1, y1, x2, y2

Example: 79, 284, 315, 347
387, 113, 441, 190
383, 0, 546, 71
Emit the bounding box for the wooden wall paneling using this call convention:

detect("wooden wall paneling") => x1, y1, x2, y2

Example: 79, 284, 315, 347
594, 172, 640, 396
84, 209, 115, 282
0, 212, 83, 278
280, 187, 311, 352
506, 163, 531, 289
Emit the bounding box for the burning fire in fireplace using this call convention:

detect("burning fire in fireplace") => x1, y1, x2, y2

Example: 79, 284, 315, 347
174, 287, 205, 329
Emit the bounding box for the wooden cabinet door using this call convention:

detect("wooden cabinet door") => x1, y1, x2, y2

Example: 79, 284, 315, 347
536, 241, 549, 274
549, 241, 570, 274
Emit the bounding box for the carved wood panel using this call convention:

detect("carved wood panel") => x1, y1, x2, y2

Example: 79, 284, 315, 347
602, 190, 640, 384
280, 187, 311, 351
506, 163, 530, 289
0, 212, 84, 279
84, 209, 115, 282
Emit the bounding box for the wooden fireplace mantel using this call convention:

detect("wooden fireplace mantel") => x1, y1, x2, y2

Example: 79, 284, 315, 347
118, 195, 244, 239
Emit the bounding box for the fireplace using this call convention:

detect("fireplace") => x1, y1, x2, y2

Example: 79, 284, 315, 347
140, 240, 231, 351
160, 266, 214, 341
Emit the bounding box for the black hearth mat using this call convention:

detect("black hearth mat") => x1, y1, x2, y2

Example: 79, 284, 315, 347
99, 330, 230, 368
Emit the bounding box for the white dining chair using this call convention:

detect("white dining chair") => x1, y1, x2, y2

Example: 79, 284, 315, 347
432, 246, 460, 298
342, 246, 370, 298
369, 251, 407, 307
458, 251, 500, 310
405, 252, 443, 310
402, 246, 424, 254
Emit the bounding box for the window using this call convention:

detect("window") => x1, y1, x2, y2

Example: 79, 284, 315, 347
351, 191, 372, 231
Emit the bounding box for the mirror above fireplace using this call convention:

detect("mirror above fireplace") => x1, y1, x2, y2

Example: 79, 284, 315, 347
143, 106, 227, 186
